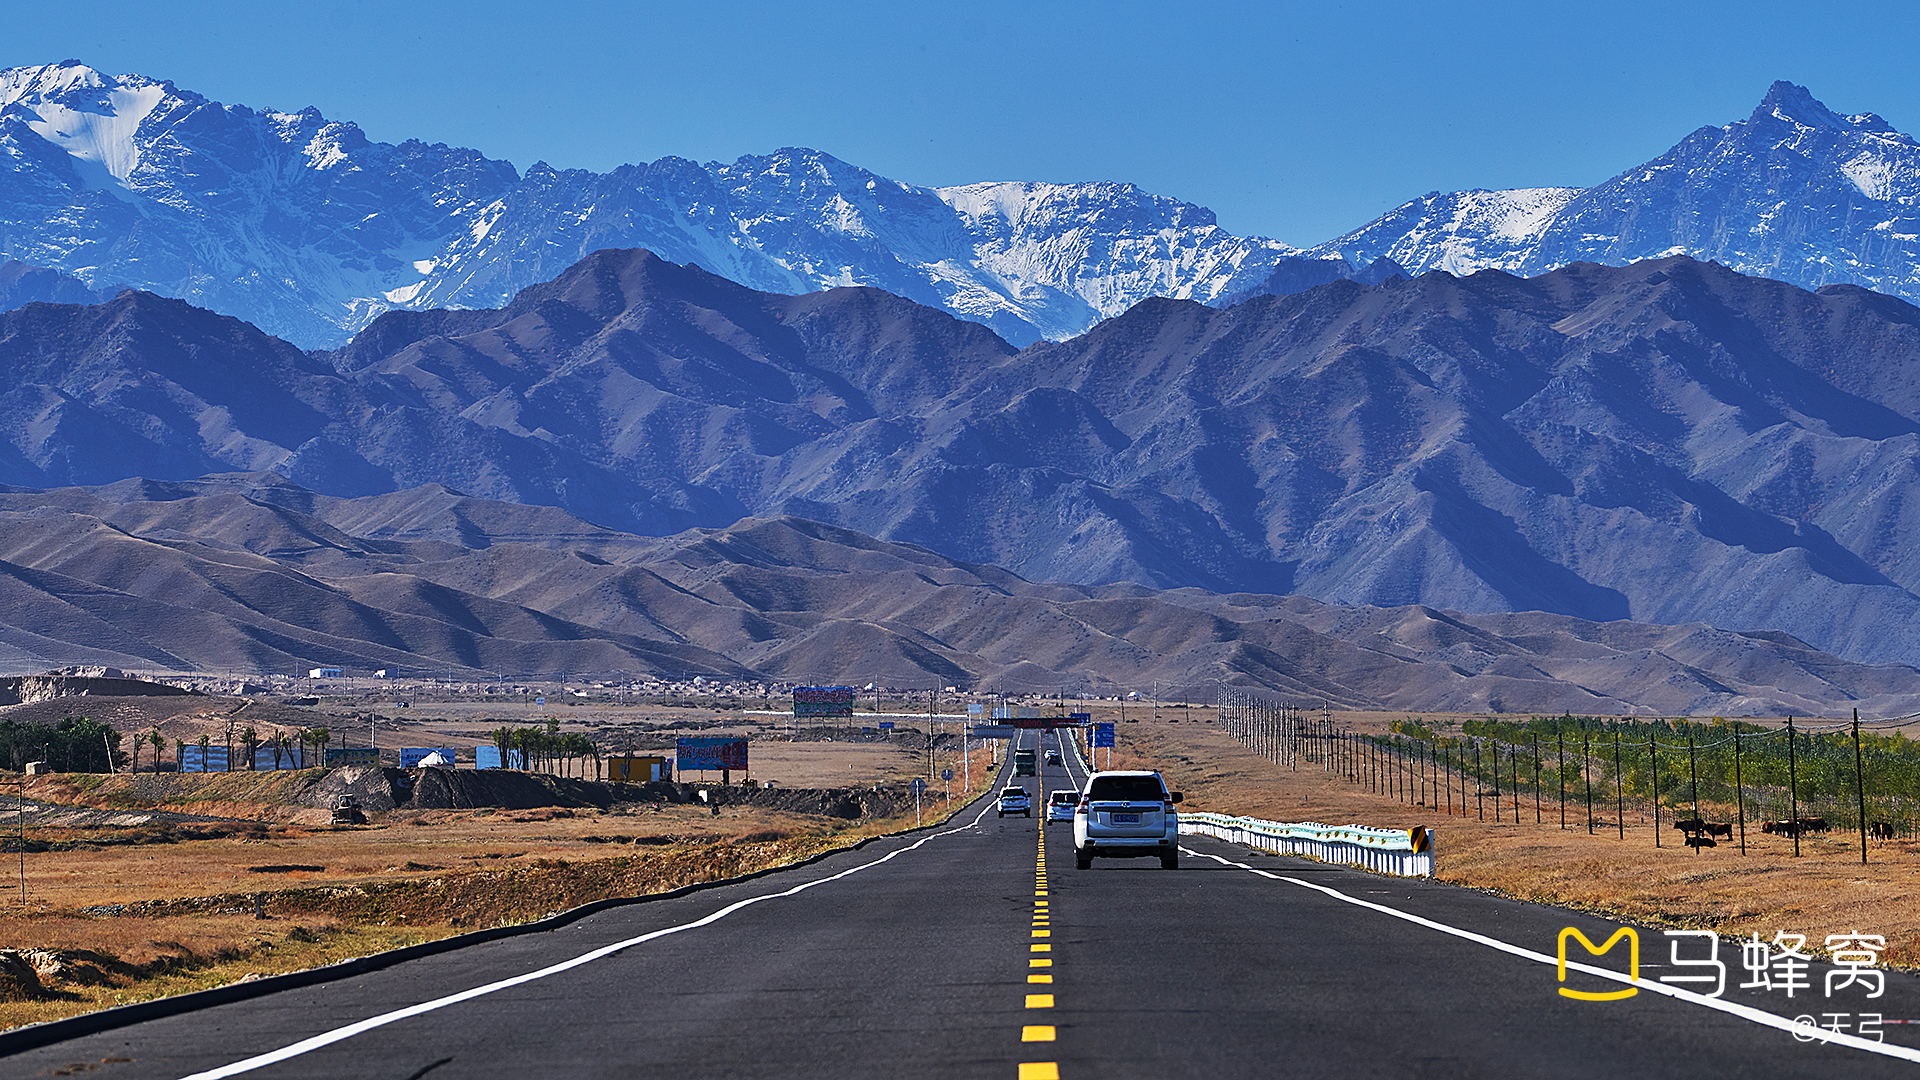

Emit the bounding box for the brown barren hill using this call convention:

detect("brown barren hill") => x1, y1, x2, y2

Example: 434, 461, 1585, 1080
3, 479, 1920, 719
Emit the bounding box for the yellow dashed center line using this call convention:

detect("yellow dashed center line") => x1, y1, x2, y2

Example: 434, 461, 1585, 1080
1022, 820, 1058, 1079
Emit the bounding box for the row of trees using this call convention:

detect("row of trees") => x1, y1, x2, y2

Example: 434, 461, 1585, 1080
120, 725, 337, 772
490, 721, 602, 778
1447, 714, 1913, 813
0, 717, 124, 772
1218, 692, 1920, 854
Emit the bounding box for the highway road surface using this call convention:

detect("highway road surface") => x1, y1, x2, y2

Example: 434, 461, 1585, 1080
10, 729, 1920, 1079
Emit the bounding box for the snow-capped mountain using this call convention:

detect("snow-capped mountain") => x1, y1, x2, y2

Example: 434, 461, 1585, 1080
1312, 82, 1920, 301
0, 61, 517, 347
7, 63, 1915, 355
0, 61, 1294, 347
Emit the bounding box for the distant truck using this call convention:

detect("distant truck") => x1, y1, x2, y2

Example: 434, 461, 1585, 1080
1013, 748, 1037, 776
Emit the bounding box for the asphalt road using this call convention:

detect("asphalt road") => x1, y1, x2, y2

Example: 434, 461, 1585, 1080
11, 730, 1920, 1079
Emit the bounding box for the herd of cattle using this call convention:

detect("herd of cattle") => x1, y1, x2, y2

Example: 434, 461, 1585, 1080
1669, 816, 1901, 847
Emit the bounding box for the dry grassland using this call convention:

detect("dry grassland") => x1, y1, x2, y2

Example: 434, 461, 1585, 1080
1094, 707, 1920, 967
0, 742, 998, 1032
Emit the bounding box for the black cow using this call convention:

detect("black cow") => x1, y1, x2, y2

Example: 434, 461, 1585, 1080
1685, 834, 1718, 849
1871, 821, 1897, 841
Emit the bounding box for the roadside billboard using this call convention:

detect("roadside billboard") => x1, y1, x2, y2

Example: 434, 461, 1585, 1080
179, 746, 229, 773
793, 686, 855, 719
474, 747, 526, 770
325, 747, 380, 767
676, 737, 748, 772
253, 747, 307, 770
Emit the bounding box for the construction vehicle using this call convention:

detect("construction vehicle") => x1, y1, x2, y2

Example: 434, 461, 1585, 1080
330, 794, 365, 825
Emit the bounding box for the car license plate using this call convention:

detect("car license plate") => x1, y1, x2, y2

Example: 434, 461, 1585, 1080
1113, 813, 1141, 824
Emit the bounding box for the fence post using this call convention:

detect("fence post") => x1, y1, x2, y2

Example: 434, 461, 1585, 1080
1855, 710, 1868, 866
1787, 716, 1800, 858
1491, 740, 1502, 823
1687, 731, 1701, 855
1443, 737, 1459, 814
1651, 735, 1660, 848
1510, 739, 1520, 821
1583, 729, 1594, 834
1558, 731, 1567, 829
1613, 731, 1625, 840
1414, 737, 1423, 807
1474, 741, 1484, 821
1533, 735, 1542, 824
1734, 730, 1746, 855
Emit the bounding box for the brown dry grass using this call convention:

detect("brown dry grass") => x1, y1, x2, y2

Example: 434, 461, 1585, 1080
0, 743, 1000, 1032
1086, 706, 1920, 967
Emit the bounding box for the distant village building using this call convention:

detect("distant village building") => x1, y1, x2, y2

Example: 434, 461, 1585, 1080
308, 667, 343, 679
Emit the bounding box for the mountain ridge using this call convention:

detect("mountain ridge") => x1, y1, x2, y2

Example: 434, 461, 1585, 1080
0, 61, 1296, 348
3, 247, 1920, 672
1, 472, 1916, 718
1312, 81, 1920, 306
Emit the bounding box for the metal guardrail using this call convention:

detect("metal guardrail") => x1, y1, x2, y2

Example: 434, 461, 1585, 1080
1180, 812, 1435, 877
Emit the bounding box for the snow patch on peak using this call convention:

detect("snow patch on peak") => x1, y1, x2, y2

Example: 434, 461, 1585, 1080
20, 80, 166, 189
0, 61, 120, 107
1308, 187, 1579, 277
1840, 152, 1904, 202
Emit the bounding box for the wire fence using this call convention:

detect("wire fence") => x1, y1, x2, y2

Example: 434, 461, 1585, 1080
1216, 687, 1920, 864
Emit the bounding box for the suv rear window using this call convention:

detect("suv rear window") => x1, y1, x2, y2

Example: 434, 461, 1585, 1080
1086, 776, 1167, 801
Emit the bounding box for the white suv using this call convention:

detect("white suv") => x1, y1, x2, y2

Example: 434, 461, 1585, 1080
998, 786, 1032, 817
1073, 770, 1182, 869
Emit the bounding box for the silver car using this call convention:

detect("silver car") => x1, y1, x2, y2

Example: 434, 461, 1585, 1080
997, 786, 1032, 817
1046, 789, 1078, 822
1072, 770, 1182, 869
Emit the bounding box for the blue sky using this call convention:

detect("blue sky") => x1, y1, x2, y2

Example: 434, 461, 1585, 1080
11, 0, 1918, 247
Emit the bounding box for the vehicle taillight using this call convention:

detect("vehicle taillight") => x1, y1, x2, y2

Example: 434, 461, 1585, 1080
1077, 797, 1090, 814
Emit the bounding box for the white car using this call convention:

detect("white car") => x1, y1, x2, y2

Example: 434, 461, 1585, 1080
1046, 789, 1078, 822
1073, 770, 1182, 869
997, 786, 1032, 817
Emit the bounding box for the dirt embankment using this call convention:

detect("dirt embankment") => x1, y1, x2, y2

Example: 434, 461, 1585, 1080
0, 674, 195, 707
16, 767, 932, 824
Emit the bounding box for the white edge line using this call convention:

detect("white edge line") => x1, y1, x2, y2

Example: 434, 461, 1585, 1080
179, 801, 1001, 1080
1185, 847, 1920, 1064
